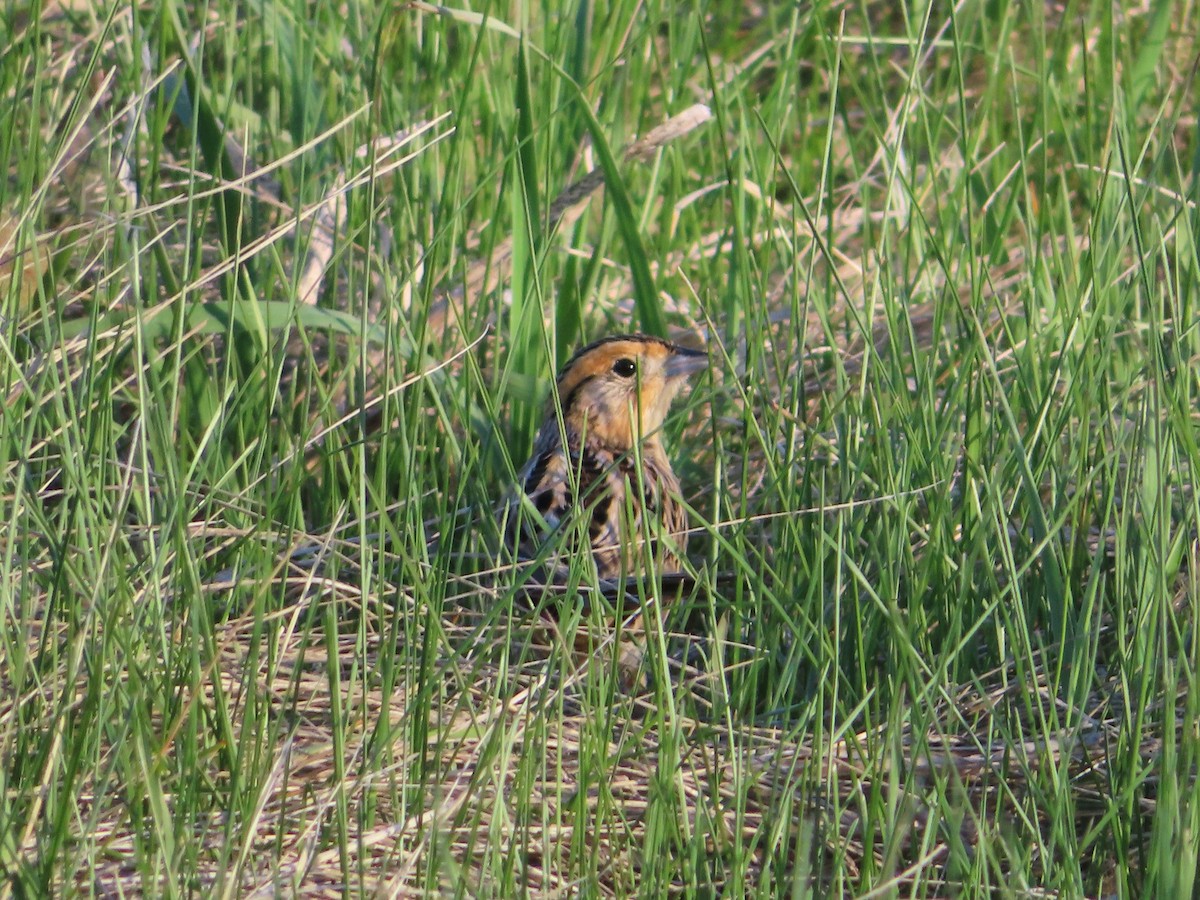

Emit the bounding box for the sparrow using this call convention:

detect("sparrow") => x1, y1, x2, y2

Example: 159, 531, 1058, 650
506, 333, 707, 586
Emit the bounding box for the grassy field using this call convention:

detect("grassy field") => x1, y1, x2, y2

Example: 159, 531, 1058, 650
2, 0, 1199, 895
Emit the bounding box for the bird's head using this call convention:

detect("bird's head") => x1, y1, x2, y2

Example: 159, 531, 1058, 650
553, 334, 707, 450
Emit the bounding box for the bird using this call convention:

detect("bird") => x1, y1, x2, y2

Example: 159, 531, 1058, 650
505, 333, 707, 588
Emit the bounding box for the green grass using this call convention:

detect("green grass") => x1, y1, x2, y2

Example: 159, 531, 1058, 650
2, 0, 1199, 895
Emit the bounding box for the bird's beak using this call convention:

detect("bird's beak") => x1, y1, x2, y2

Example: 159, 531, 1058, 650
665, 346, 708, 380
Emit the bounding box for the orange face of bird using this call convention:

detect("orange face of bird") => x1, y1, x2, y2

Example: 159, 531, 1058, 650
553, 335, 707, 450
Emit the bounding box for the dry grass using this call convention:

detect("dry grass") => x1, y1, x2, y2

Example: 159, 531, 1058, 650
5, 548, 1164, 895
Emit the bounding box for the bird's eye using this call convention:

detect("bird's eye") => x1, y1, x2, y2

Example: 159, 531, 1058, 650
612, 358, 637, 378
